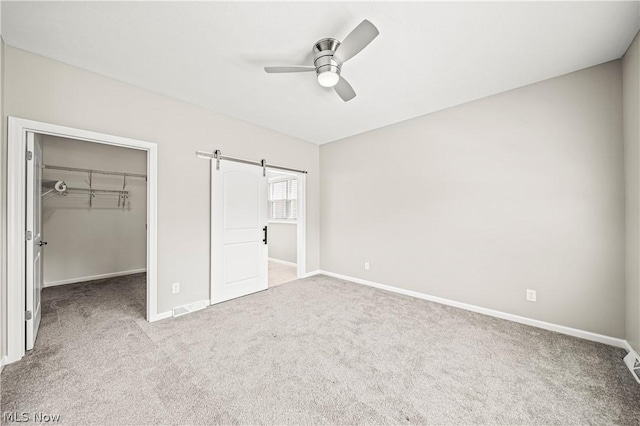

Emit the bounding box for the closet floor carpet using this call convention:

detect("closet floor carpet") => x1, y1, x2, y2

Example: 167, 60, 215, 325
2, 273, 639, 425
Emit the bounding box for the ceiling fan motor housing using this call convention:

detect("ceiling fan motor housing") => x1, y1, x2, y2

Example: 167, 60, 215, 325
313, 38, 342, 76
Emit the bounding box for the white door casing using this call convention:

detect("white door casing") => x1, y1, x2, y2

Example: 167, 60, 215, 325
7, 117, 159, 366
211, 160, 268, 304
25, 132, 43, 351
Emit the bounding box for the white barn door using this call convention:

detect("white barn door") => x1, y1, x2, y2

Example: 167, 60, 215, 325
26, 132, 44, 350
211, 160, 268, 304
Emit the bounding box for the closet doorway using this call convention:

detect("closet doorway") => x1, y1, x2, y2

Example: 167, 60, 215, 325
7, 117, 159, 365
40, 136, 147, 287
35, 135, 147, 345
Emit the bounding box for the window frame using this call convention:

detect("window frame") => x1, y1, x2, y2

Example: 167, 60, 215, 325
268, 176, 298, 223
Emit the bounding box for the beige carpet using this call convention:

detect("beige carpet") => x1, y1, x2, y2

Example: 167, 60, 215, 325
2, 273, 639, 425
268, 260, 298, 287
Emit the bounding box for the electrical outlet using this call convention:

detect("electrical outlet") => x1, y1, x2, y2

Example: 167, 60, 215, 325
526, 289, 536, 302
364, 262, 370, 270
172, 282, 180, 294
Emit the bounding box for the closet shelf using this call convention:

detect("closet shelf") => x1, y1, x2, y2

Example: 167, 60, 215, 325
41, 162, 141, 209
42, 180, 131, 208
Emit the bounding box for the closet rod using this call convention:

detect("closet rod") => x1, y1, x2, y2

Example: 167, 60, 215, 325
195, 150, 308, 174
66, 188, 129, 195
43, 186, 129, 196
43, 164, 147, 179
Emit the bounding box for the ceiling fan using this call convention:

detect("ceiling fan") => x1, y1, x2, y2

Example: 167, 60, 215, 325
264, 20, 379, 102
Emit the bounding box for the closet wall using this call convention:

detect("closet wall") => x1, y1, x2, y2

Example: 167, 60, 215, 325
41, 135, 147, 286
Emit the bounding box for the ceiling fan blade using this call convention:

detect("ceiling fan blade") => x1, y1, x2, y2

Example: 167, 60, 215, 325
334, 76, 356, 102
333, 20, 379, 64
264, 66, 315, 73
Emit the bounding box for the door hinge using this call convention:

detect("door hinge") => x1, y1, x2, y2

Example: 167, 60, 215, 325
26, 151, 33, 161
25, 310, 32, 321
25, 231, 32, 241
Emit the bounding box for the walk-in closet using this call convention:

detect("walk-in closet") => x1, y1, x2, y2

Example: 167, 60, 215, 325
40, 134, 148, 320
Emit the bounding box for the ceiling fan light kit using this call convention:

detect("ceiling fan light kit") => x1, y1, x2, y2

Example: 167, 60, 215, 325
317, 70, 340, 88
314, 38, 341, 87
264, 19, 379, 102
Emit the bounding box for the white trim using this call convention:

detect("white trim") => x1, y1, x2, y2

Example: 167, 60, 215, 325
295, 173, 307, 279
268, 177, 294, 184
7, 119, 26, 365
267, 170, 305, 277
319, 270, 628, 349
624, 340, 640, 355
299, 270, 321, 279
624, 340, 637, 354
146, 140, 159, 323
268, 257, 297, 267
44, 269, 147, 288
151, 311, 173, 322
268, 220, 297, 225
268, 172, 296, 180
6, 117, 160, 365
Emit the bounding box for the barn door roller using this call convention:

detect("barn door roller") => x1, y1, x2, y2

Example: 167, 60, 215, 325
196, 150, 307, 174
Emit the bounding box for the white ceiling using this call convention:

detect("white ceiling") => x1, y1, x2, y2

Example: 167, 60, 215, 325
3, 1, 639, 144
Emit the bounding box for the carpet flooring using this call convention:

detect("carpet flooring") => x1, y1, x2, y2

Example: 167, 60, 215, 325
1, 273, 639, 425
268, 261, 298, 287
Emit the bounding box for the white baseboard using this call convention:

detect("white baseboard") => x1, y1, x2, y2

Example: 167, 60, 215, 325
269, 257, 297, 267
624, 340, 635, 354
149, 299, 211, 322
319, 270, 628, 349
299, 270, 321, 278
44, 268, 147, 288
149, 310, 173, 322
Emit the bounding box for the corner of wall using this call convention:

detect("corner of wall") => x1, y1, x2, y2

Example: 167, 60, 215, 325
623, 30, 640, 354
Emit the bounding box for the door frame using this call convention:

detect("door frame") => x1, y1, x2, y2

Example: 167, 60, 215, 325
283, 171, 306, 278
265, 170, 307, 278
6, 117, 159, 365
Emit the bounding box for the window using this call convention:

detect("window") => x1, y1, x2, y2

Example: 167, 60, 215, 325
269, 177, 297, 221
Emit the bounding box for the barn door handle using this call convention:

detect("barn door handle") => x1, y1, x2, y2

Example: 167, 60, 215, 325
263, 226, 268, 245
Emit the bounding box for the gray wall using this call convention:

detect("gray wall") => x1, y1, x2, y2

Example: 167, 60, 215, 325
268, 223, 297, 264
320, 61, 625, 338
624, 32, 640, 353
3, 46, 320, 315
41, 135, 147, 286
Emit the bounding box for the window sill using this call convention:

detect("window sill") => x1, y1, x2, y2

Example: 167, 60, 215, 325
268, 220, 297, 225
